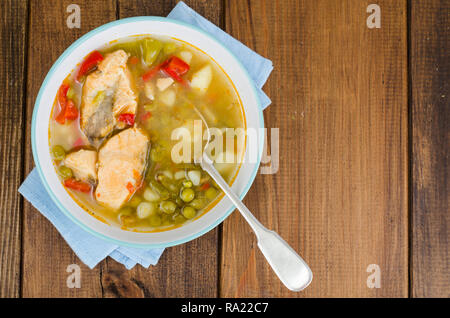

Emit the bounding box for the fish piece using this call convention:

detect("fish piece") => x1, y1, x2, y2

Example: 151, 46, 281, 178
113, 67, 137, 130
95, 127, 150, 210
80, 50, 137, 141
64, 149, 98, 182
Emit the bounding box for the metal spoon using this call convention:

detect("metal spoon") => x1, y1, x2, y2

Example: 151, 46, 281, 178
194, 109, 313, 292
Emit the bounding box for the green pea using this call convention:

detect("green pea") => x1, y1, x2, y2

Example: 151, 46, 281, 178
180, 188, 195, 203
149, 214, 162, 227
182, 206, 196, 219
119, 214, 136, 227
190, 198, 206, 210
127, 195, 142, 208
182, 180, 193, 188
160, 200, 177, 214
118, 206, 133, 216
58, 165, 73, 179
51, 145, 65, 161
205, 187, 218, 200
175, 197, 184, 207
173, 214, 186, 224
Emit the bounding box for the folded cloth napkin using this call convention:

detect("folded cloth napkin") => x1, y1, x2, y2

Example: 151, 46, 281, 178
19, 169, 165, 269
168, 1, 273, 109
19, 1, 273, 270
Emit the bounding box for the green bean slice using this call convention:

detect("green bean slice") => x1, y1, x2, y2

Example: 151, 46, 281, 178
189, 198, 206, 210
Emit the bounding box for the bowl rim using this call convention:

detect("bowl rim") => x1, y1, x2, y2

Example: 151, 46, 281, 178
31, 16, 264, 249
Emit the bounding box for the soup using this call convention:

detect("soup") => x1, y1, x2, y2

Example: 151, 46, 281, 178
49, 35, 245, 231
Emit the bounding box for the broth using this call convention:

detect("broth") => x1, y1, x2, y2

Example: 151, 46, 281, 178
49, 35, 245, 231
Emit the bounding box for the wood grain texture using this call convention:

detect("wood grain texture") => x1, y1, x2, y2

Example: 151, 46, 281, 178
410, 0, 449, 298
9, 0, 448, 298
22, 0, 116, 297
0, 0, 28, 298
220, 0, 408, 297
98, 0, 223, 298
120, 0, 223, 24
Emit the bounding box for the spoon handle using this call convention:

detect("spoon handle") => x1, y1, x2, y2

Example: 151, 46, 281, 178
201, 157, 313, 292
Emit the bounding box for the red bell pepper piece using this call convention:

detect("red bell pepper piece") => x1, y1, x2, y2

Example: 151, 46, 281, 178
76, 50, 104, 81
73, 137, 85, 148
142, 63, 163, 82
141, 111, 152, 121
64, 99, 78, 121
161, 56, 189, 83
118, 113, 135, 126
64, 178, 92, 193
126, 182, 134, 193
142, 56, 190, 83
55, 83, 70, 124
200, 182, 210, 191
55, 83, 78, 124
129, 56, 139, 65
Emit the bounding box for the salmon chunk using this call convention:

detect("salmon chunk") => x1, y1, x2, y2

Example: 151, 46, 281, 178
64, 149, 98, 182
95, 127, 150, 210
80, 50, 137, 142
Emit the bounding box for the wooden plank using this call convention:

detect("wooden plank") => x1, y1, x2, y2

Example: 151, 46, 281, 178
411, 0, 449, 298
221, 0, 408, 297
98, 0, 223, 298
22, 0, 116, 297
0, 0, 28, 298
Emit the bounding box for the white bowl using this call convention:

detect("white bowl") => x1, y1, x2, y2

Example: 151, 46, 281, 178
32, 17, 264, 248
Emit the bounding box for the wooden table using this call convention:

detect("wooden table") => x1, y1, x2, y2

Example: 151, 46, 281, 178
0, 0, 448, 298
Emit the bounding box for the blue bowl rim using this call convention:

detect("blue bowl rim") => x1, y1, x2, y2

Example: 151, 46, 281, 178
31, 16, 265, 249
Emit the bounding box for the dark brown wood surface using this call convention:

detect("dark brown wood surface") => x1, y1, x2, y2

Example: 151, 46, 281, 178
221, 0, 408, 297
0, 0, 447, 298
22, 0, 116, 298
0, 0, 28, 298
99, 0, 223, 298
410, 0, 449, 298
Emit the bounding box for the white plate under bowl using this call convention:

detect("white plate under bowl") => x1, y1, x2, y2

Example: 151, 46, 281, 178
32, 17, 264, 248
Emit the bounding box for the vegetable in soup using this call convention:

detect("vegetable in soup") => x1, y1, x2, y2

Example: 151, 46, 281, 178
49, 35, 245, 231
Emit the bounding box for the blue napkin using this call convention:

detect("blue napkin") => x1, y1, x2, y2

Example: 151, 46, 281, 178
169, 1, 273, 109
19, 169, 165, 269
19, 2, 273, 270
